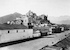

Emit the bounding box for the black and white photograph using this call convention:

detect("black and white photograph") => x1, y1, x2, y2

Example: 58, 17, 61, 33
0, 0, 70, 50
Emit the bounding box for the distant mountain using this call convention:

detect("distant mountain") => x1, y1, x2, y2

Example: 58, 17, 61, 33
48, 16, 59, 23
57, 15, 70, 24
48, 15, 70, 24
58, 15, 70, 21
0, 12, 22, 24
59, 20, 70, 24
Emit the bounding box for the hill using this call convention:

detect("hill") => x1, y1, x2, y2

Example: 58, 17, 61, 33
0, 12, 22, 24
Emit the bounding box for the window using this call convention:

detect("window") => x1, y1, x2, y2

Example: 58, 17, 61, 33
8, 31, 10, 33
17, 30, 18, 33
23, 30, 25, 32
21, 20, 23, 25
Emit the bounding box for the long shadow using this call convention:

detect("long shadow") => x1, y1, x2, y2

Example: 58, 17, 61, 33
0, 36, 43, 47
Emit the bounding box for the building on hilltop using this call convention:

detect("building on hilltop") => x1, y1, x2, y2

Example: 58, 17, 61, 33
21, 15, 29, 26
6, 10, 53, 29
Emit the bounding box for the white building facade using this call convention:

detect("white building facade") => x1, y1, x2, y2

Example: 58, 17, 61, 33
21, 15, 29, 26
0, 29, 33, 43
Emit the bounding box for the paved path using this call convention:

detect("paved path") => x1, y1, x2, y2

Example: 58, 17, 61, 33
0, 30, 70, 50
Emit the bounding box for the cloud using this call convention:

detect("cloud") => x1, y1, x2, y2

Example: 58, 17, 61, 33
0, 0, 70, 17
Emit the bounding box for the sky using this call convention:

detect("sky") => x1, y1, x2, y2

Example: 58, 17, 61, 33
0, 0, 70, 17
